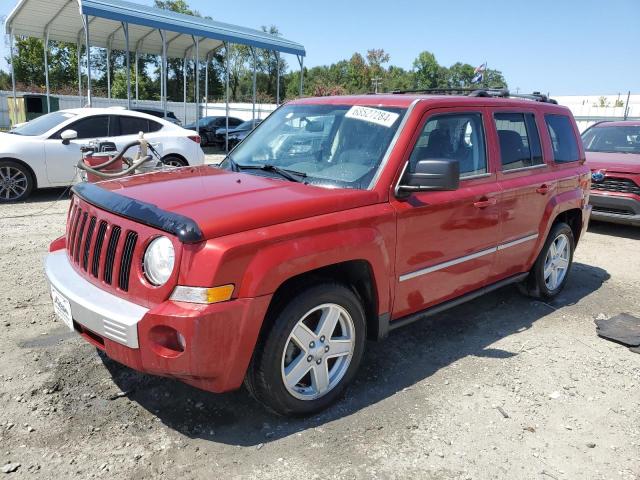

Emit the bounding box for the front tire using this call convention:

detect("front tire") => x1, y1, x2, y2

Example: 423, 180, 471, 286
520, 222, 575, 299
0, 160, 34, 202
245, 283, 366, 416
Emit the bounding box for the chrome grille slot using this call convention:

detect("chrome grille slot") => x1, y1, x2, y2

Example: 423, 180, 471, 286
118, 231, 138, 291
91, 221, 108, 277
74, 212, 88, 263
68, 207, 82, 259
103, 226, 121, 285
82, 216, 97, 271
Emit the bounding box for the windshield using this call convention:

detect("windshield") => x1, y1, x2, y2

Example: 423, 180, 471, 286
221, 103, 406, 189
582, 125, 640, 153
10, 111, 77, 136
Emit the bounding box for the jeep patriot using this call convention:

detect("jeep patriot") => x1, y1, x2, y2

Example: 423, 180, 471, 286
45, 90, 592, 415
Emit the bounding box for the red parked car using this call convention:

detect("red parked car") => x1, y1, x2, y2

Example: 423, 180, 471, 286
582, 120, 640, 226
45, 90, 591, 415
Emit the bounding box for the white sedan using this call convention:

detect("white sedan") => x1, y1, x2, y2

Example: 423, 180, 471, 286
0, 107, 205, 202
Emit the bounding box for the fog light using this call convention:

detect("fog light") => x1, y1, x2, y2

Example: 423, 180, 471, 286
148, 325, 185, 358
170, 284, 234, 304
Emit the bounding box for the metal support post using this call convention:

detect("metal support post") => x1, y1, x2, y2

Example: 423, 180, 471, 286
297, 55, 304, 97
106, 43, 111, 99
204, 52, 209, 117
251, 47, 257, 123
275, 50, 280, 105
9, 30, 16, 104
77, 37, 82, 106
83, 14, 92, 106
159, 30, 167, 117
225, 42, 230, 153
123, 22, 131, 109
193, 36, 200, 126
183, 55, 187, 124
44, 29, 51, 112
135, 49, 139, 103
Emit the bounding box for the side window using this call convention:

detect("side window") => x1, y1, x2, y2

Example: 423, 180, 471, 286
494, 112, 543, 171
67, 115, 110, 139
118, 116, 149, 136
545, 114, 579, 163
409, 113, 487, 178
148, 120, 163, 133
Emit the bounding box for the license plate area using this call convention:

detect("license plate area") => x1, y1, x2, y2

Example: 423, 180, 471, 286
50, 285, 74, 331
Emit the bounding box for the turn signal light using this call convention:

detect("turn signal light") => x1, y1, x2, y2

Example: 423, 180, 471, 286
170, 284, 234, 304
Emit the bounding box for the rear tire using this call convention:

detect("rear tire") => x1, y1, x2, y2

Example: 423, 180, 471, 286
161, 156, 188, 167
0, 160, 34, 202
519, 222, 574, 299
245, 283, 366, 416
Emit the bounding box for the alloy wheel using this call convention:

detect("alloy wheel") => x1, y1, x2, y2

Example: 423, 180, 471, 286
281, 303, 355, 401
0, 166, 28, 201
543, 233, 570, 290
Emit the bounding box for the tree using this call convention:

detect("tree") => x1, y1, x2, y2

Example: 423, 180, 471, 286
413, 51, 446, 89
0, 70, 10, 90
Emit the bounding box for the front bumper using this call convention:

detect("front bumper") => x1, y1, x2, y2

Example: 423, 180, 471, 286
44, 249, 272, 392
589, 193, 640, 227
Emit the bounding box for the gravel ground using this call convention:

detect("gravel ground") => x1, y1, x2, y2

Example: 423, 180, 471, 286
1, 188, 639, 480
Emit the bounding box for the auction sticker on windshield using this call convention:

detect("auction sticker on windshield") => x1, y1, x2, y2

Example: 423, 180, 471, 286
345, 106, 399, 128
51, 285, 73, 330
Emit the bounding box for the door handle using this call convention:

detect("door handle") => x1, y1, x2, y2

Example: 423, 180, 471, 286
473, 197, 497, 208
536, 184, 549, 194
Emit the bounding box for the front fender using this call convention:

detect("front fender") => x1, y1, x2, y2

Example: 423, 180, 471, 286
179, 204, 397, 315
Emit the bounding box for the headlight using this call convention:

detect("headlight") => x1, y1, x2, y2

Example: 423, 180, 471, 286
143, 236, 175, 286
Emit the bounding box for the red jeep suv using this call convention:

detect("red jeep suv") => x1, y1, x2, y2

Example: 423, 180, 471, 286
582, 120, 640, 226
45, 90, 591, 416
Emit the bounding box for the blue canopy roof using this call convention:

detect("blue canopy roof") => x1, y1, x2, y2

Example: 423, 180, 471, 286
6, 0, 306, 58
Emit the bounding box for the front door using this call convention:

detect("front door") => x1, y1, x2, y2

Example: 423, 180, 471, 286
44, 115, 111, 185
391, 108, 501, 319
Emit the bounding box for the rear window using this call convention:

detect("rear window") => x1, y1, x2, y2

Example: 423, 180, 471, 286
545, 114, 579, 163
494, 112, 543, 170
119, 116, 150, 135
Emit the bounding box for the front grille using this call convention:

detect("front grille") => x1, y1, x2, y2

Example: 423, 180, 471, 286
66, 205, 138, 292
592, 177, 640, 196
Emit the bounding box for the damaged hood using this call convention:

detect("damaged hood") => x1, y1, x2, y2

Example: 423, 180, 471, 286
73, 166, 379, 242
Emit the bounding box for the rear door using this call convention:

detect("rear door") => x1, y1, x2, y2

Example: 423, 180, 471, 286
44, 115, 111, 184
489, 109, 556, 281
110, 115, 165, 156
391, 107, 502, 319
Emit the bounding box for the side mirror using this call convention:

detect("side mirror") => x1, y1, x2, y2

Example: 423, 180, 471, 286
396, 159, 460, 196
61, 129, 78, 145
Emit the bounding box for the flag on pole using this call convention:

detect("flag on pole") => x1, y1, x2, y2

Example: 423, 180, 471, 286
471, 62, 487, 84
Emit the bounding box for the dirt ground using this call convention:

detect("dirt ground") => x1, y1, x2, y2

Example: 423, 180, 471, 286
1, 188, 639, 480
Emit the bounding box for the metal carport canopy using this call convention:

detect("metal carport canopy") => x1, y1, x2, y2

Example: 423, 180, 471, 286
5, 0, 306, 58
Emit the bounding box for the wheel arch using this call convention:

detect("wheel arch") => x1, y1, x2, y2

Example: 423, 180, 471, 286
552, 208, 583, 244
161, 153, 188, 166
0, 157, 38, 189
261, 260, 381, 344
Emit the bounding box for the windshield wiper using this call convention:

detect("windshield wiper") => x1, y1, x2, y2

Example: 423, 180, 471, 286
222, 156, 307, 183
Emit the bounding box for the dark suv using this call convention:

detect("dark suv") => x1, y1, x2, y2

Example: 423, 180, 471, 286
583, 121, 640, 226
184, 116, 243, 146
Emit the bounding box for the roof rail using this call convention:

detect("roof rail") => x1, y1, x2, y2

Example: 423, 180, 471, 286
390, 87, 558, 104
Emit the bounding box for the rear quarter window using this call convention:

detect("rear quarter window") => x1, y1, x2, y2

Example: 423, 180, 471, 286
545, 114, 579, 163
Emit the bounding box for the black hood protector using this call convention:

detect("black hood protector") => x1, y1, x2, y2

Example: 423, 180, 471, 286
72, 182, 204, 243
